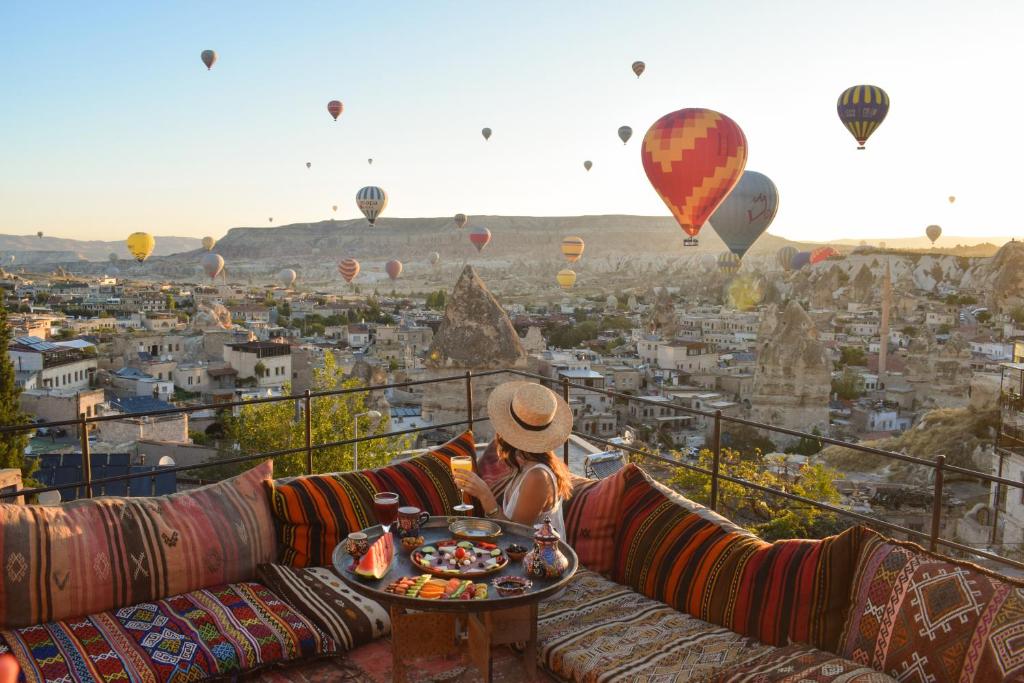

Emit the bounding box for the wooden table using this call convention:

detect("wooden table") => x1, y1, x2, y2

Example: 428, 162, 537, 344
333, 517, 578, 682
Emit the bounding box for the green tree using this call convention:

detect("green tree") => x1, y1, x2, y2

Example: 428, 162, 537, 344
937, 323, 952, 335
837, 346, 867, 368
720, 424, 776, 457
789, 426, 824, 456
1011, 307, 1024, 326
831, 367, 862, 400
976, 310, 992, 324
221, 354, 409, 478
0, 301, 36, 482
164, 293, 176, 311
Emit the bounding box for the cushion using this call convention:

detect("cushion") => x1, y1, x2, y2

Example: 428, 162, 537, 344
257, 563, 390, 652
0, 461, 276, 628
612, 464, 864, 652
561, 470, 626, 576
270, 430, 473, 567
537, 569, 773, 681
710, 644, 897, 682
838, 528, 1024, 683
0, 581, 336, 682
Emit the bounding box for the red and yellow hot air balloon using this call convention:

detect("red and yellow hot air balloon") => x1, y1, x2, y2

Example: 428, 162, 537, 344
560, 236, 585, 263
327, 100, 343, 121
641, 108, 747, 247
338, 258, 360, 283
469, 226, 491, 252
810, 246, 839, 264
385, 259, 403, 280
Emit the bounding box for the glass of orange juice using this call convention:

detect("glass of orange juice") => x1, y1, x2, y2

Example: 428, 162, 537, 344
450, 455, 475, 514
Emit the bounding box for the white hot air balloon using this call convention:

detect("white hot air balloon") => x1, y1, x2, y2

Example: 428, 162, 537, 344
201, 253, 225, 280
356, 186, 387, 226
277, 268, 297, 288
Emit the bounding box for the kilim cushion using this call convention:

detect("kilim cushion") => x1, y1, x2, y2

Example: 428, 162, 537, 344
0, 581, 336, 683
612, 464, 864, 652
537, 569, 773, 681
709, 644, 897, 682
561, 470, 627, 576
838, 528, 1024, 683
257, 563, 390, 652
270, 430, 473, 567
0, 461, 276, 628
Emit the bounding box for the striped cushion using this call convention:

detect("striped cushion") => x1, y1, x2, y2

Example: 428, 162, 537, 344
0, 461, 276, 628
0, 581, 336, 682
270, 431, 473, 567
561, 471, 625, 576
257, 563, 390, 652
613, 464, 863, 652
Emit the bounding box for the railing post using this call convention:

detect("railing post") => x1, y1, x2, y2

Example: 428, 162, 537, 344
303, 390, 313, 475
930, 454, 946, 552
464, 371, 474, 427
709, 410, 722, 512
79, 412, 93, 499
562, 377, 570, 466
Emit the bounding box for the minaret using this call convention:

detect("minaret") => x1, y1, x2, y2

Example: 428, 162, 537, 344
878, 262, 891, 389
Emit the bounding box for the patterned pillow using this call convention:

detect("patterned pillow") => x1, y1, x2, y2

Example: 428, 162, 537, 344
0, 461, 276, 628
838, 528, 1024, 683
561, 471, 626, 576
270, 430, 473, 567
257, 563, 390, 652
710, 644, 897, 682
0, 581, 336, 682
613, 464, 864, 652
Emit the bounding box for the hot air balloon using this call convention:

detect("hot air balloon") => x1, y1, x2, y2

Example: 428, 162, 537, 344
481, 127, 492, 141
641, 108, 748, 247
368, 158, 373, 165
327, 100, 343, 121
793, 251, 812, 270
837, 85, 889, 150
332, 205, 338, 213
126, 232, 155, 262
618, 126, 633, 144
201, 253, 224, 280
429, 252, 440, 266
777, 246, 797, 271
948, 196, 956, 204
454, 213, 468, 229
701, 253, 717, 270
385, 259, 403, 280
107, 266, 119, 277
583, 160, 593, 172
338, 258, 360, 283
469, 227, 491, 252
556, 269, 577, 290
269, 217, 273, 223
926, 224, 942, 245
560, 236, 585, 263
277, 268, 297, 288
718, 251, 740, 274
108, 253, 118, 263
201, 236, 216, 251
36, 231, 43, 239
810, 246, 839, 264
201, 50, 217, 70
356, 186, 387, 226
306, 162, 311, 169
631, 61, 645, 78
709, 170, 779, 259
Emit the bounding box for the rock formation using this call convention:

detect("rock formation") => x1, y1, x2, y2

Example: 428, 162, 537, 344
962, 241, 1024, 314
646, 287, 679, 337
521, 326, 546, 353
748, 301, 831, 442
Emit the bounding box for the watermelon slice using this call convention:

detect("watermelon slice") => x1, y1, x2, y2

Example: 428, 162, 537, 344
355, 532, 394, 579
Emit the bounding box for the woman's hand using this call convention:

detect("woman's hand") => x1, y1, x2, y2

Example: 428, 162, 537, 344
453, 469, 497, 512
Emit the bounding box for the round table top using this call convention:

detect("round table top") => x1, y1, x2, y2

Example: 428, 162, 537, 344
333, 516, 579, 613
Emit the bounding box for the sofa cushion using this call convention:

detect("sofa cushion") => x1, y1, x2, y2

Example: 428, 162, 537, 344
838, 528, 1024, 683
270, 431, 473, 567
0, 581, 336, 682
710, 644, 897, 682
537, 569, 773, 681
561, 469, 626, 576
613, 464, 863, 652
257, 563, 390, 652
0, 461, 276, 628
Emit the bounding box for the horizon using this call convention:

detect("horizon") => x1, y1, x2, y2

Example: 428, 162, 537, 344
2, 2, 1022, 245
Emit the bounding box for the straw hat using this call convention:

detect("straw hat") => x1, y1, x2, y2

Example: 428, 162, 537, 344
486, 381, 572, 454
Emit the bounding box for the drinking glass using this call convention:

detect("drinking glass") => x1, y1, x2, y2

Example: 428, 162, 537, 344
450, 455, 475, 514
345, 531, 369, 572
373, 492, 400, 533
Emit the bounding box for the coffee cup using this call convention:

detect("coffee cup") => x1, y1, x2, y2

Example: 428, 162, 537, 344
397, 506, 430, 537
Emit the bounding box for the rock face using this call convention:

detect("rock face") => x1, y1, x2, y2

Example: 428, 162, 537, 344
421, 266, 529, 442
963, 241, 1024, 314
646, 287, 679, 337
521, 326, 546, 353
748, 301, 831, 441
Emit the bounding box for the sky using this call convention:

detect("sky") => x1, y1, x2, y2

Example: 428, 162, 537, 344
1, 1, 1022, 244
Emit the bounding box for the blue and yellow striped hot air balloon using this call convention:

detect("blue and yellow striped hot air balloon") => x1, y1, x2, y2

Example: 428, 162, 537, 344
837, 85, 889, 150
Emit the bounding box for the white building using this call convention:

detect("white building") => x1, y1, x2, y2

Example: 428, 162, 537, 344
8, 336, 97, 391
223, 341, 293, 388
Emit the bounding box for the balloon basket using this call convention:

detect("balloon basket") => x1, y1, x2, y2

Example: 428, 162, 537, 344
683, 238, 699, 247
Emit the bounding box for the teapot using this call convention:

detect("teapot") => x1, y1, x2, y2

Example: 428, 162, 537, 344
522, 518, 569, 580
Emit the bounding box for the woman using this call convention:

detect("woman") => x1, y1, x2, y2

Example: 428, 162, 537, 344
453, 381, 573, 537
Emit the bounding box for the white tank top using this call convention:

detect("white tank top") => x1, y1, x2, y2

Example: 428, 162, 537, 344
502, 462, 565, 539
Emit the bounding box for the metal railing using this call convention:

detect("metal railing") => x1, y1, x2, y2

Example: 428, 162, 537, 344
3, 366, 1022, 573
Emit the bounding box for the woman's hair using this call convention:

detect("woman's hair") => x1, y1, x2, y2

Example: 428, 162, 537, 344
495, 435, 573, 500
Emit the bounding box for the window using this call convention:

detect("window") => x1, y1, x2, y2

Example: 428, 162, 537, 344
187, 376, 193, 385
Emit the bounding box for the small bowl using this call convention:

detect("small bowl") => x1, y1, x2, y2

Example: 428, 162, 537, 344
492, 576, 532, 597
400, 535, 424, 553
505, 543, 528, 562
449, 518, 502, 540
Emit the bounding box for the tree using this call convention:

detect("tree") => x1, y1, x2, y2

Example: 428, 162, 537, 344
668, 447, 842, 540
164, 293, 176, 311
221, 353, 409, 478
720, 424, 776, 458
976, 310, 992, 324
789, 426, 824, 456
1011, 307, 1024, 326
837, 346, 867, 369
0, 301, 35, 483
831, 367, 862, 400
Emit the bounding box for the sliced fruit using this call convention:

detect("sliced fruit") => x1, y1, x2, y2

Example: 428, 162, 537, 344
354, 532, 394, 580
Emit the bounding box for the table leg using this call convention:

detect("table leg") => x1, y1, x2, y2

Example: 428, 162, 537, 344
467, 612, 492, 683
524, 602, 538, 680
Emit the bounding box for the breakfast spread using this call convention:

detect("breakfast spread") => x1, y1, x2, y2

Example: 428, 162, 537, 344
412, 539, 509, 577
384, 575, 489, 600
